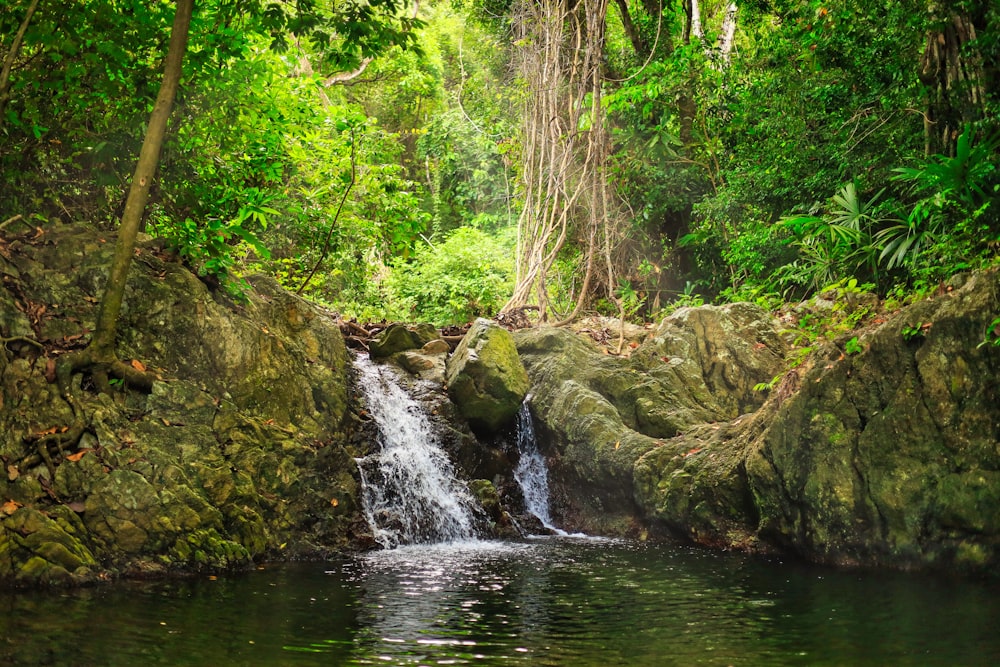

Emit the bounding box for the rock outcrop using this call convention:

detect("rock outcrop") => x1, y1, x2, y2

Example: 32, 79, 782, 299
1, 224, 361, 586
518, 278, 1000, 574
745, 272, 1000, 570
515, 303, 786, 535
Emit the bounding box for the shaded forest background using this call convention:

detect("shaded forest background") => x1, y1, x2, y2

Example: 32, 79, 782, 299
2, 0, 998, 326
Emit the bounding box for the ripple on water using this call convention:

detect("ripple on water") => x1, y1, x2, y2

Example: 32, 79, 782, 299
2, 539, 998, 666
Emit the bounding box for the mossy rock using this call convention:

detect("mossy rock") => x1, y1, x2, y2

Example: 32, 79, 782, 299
446, 319, 529, 433
370, 323, 439, 358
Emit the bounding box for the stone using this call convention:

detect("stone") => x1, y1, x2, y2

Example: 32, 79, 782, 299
0, 223, 358, 585
370, 323, 439, 358
446, 319, 530, 433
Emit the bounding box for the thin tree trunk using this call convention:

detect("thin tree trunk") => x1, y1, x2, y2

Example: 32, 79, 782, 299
53, 0, 192, 401
91, 0, 193, 357
690, 0, 703, 40
612, 0, 646, 56
0, 0, 42, 128
717, 2, 738, 66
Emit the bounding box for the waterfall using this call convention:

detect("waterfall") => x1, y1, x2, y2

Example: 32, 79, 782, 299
353, 354, 480, 548
513, 401, 567, 535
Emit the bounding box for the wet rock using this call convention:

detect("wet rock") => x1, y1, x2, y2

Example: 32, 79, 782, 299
745, 271, 1000, 571
515, 303, 786, 537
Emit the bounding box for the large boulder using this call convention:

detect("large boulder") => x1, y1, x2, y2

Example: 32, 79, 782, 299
369, 323, 439, 359
446, 319, 530, 434
0, 223, 360, 585
520, 274, 1000, 574
744, 271, 1000, 571
515, 302, 786, 536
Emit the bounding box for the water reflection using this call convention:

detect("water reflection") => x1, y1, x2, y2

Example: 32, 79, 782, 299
1, 539, 998, 666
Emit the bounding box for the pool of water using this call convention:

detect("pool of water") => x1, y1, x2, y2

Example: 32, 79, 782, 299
2, 537, 998, 666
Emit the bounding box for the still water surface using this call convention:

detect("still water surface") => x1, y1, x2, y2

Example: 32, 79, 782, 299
2, 537, 998, 666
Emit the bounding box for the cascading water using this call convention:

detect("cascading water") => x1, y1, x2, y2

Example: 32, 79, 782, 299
513, 401, 567, 536
353, 354, 480, 548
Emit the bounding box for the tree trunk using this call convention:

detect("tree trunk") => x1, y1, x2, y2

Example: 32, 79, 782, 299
919, 11, 985, 155
0, 0, 42, 128
612, 0, 647, 56
717, 2, 738, 66
57, 0, 193, 396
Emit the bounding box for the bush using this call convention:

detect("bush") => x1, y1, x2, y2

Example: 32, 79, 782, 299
383, 227, 515, 325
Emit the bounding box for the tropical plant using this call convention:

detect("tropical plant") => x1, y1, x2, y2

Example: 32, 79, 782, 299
382, 226, 515, 325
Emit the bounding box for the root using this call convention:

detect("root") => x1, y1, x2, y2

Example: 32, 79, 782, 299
18, 347, 154, 472
1, 335, 44, 351
21, 422, 89, 476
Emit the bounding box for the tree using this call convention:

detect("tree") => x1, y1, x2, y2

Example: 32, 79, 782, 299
29, 0, 422, 454
0, 0, 42, 128
502, 0, 620, 325
50, 0, 193, 439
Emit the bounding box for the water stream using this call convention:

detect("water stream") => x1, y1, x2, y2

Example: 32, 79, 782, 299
353, 354, 480, 548
512, 401, 568, 535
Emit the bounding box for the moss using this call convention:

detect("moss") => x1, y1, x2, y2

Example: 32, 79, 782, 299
446, 319, 529, 433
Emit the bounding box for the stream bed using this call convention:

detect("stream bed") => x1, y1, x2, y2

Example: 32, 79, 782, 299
2, 537, 998, 666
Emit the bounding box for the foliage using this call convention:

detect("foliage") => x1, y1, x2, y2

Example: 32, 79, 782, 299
844, 336, 863, 355
980, 316, 1000, 348
381, 226, 515, 326
3, 0, 1000, 328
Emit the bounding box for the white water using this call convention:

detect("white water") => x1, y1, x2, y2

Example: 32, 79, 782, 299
513, 401, 568, 536
353, 354, 480, 548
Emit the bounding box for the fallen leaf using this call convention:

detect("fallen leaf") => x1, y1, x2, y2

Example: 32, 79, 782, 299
45, 357, 57, 382
7, 465, 18, 481
131, 358, 146, 372
66, 501, 86, 513
614, 441, 621, 450
161, 417, 171, 426
629, 341, 638, 349
2, 500, 21, 515
330, 498, 339, 507
684, 447, 703, 457
65, 449, 90, 462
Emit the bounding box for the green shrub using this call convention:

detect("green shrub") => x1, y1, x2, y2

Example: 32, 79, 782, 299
383, 227, 515, 325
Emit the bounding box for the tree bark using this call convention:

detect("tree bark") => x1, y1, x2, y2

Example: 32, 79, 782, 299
919, 10, 985, 155
612, 0, 647, 56
717, 2, 738, 66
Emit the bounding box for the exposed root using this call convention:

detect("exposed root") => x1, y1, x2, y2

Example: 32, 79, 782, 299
19, 347, 154, 470
1, 335, 43, 351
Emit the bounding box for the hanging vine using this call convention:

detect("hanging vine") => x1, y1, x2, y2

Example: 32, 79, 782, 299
503, 0, 626, 328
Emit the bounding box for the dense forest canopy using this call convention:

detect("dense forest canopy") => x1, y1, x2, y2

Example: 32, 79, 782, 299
2, 0, 998, 327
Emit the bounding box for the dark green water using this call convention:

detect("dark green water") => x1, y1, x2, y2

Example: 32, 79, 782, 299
2, 537, 998, 666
